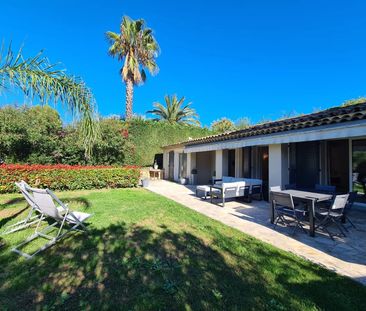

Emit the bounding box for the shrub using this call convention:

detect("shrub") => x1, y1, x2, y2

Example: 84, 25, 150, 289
0, 164, 141, 193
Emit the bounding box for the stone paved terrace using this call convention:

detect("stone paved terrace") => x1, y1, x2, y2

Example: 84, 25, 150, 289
147, 180, 366, 285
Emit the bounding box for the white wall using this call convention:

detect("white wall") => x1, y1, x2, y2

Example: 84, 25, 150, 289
269, 144, 283, 189
215, 150, 223, 179
162, 151, 169, 179
173, 151, 180, 181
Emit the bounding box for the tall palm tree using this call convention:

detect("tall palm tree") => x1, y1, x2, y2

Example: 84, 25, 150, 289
0, 44, 97, 157
147, 95, 200, 126
106, 16, 160, 119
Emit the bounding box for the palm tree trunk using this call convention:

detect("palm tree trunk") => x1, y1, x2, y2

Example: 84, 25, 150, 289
125, 78, 134, 119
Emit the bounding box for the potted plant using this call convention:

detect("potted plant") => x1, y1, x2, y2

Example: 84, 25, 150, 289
179, 176, 189, 185
142, 178, 150, 188
191, 168, 198, 185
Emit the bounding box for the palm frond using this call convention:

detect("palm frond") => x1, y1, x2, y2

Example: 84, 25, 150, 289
146, 95, 200, 126
0, 43, 98, 157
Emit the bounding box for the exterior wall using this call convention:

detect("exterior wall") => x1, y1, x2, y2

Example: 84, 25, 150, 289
173, 151, 180, 181
162, 147, 184, 182
162, 151, 169, 179
269, 144, 283, 189
215, 150, 223, 179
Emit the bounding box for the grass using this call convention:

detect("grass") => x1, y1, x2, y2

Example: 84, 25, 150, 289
0, 188, 365, 310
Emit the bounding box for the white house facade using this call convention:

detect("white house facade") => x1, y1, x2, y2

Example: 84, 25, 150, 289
162, 103, 366, 201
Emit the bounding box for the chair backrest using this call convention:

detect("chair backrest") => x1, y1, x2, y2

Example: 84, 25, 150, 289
347, 191, 358, 206
270, 186, 282, 192
315, 184, 336, 194
29, 187, 64, 220
271, 192, 294, 209
15, 181, 37, 209
284, 184, 296, 190
330, 194, 350, 212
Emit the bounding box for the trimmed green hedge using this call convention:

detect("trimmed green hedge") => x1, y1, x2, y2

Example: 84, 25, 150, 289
125, 119, 212, 166
0, 164, 140, 193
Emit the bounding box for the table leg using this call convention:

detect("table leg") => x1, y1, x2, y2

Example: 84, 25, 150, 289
309, 199, 315, 237
270, 194, 274, 224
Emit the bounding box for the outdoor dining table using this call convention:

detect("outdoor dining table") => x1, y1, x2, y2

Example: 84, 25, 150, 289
270, 189, 333, 237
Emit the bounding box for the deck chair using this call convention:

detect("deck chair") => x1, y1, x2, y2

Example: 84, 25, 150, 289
1, 181, 43, 235
315, 194, 349, 240
272, 191, 307, 235
12, 186, 92, 259
342, 191, 358, 230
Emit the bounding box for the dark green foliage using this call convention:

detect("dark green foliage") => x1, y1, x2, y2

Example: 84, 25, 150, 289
125, 118, 212, 165
0, 105, 62, 163
0, 106, 212, 166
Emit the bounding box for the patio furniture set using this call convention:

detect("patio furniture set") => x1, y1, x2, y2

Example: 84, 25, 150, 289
270, 184, 358, 240
196, 176, 263, 207
1, 181, 92, 259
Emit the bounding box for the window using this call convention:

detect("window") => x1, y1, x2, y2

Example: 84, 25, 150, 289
352, 139, 366, 197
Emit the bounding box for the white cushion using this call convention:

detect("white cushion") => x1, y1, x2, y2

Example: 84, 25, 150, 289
196, 185, 211, 191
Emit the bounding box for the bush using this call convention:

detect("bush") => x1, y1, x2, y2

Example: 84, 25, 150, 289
0, 106, 213, 166
0, 164, 141, 193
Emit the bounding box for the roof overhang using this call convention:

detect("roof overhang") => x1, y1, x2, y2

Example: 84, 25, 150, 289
184, 119, 366, 153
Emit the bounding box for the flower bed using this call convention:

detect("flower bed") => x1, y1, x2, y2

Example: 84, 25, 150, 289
0, 164, 141, 193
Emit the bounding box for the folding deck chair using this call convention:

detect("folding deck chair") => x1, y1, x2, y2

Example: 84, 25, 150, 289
1, 181, 43, 235
12, 186, 92, 259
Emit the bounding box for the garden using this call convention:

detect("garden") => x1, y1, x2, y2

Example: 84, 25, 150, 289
1, 188, 366, 310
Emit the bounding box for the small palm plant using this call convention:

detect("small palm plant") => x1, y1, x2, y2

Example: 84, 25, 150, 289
147, 95, 200, 126
211, 118, 236, 133
106, 16, 160, 119
0, 44, 97, 157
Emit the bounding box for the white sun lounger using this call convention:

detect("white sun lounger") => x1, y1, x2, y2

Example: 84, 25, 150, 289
12, 186, 92, 259
1, 181, 43, 235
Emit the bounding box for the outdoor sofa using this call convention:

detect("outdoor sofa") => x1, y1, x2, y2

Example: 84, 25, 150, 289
208, 176, 263, 206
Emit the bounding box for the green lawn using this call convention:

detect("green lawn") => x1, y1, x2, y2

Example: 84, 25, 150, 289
0, 188, 365, 310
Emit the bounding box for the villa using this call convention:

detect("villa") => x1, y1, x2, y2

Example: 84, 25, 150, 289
162, 102, 366, 203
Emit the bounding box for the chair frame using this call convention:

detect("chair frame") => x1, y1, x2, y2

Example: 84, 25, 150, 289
271, 191, 307, 235
12, 187, 91, 259
342, 191, 357, 230
315, 194, 349, 240
1, 181, 44, 235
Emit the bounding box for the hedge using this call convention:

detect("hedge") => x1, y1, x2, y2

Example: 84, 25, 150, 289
125, 119, 213, 166
0, 164, 141, 193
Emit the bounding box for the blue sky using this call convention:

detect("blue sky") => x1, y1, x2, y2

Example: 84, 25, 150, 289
1, 0, 366, 126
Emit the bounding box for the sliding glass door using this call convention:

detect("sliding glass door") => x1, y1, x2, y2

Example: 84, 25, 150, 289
352, 139, 366, 198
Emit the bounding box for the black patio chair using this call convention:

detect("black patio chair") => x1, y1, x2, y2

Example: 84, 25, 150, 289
284, 183, 297, 190
342, 191, 358, 230
315, 184, 336, 195
271, 192, 307, 235
315, 194, 349, 240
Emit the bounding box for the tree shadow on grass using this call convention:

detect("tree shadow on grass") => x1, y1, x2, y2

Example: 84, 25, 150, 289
0, 222, 365, 310
0, 222, 272, 310
0, 197, 25, 210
